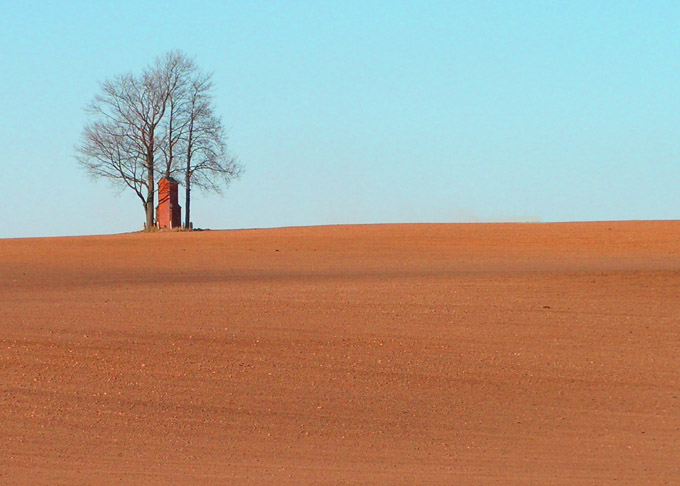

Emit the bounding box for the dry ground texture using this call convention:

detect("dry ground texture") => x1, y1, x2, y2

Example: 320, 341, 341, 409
1, 222, 679, 485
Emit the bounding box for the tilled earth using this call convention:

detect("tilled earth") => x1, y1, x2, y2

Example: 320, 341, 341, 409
1, 222, 679, 484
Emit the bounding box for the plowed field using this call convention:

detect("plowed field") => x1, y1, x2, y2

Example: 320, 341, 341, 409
1, 222, 679, 484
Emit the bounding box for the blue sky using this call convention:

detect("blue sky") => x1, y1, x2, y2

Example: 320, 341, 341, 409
1, 1, 678, 237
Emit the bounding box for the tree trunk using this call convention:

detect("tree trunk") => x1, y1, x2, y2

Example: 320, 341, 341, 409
184, 121, 194, 230
145, 133, 155, 230
144, 199, 154, 230
165, 104, 174, 178
184, 174, 191, 229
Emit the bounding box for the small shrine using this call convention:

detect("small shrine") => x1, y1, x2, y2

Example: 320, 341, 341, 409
156, 177, 182, 229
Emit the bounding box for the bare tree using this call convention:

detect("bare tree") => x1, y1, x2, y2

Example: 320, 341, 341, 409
77, 51, 240, 230
76, 61, 171, 229
180, 71, 242, 229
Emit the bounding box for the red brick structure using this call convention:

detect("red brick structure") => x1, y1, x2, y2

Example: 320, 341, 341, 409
156, 177, 182, 229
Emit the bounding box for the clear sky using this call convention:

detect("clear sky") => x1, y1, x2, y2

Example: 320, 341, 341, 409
1, 1, 678, 238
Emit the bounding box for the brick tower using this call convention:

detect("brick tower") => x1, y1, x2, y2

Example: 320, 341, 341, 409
156, 177, 182, 229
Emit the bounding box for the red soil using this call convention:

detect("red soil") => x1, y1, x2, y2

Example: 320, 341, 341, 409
1, 222, 679, 484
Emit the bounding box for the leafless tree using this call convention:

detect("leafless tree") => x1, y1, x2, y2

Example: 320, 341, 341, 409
180, 71, 242, 229
77, 51, 241, 230
76, 60, 172, 228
